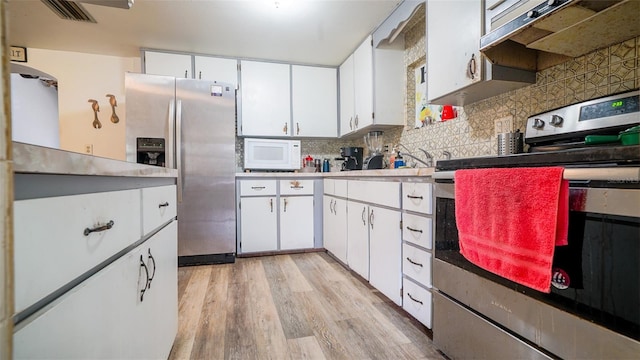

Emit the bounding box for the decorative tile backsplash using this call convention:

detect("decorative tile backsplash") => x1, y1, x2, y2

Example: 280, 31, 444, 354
236, 13, 639, 171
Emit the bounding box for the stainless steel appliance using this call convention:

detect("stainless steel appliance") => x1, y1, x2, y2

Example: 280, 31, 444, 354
125, 73, 236, 265
432, 90, 640, 359
339, 147, 363, 171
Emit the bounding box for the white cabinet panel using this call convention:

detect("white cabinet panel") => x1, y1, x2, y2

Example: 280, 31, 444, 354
142, 185, 177, 234
323, 196, 347, 264
14, 222, 177, 360
280, 196, 314, 250
240, 61, 291, 136
339, 55, 355, 136
279, 179, 314, 196
427, 0, 482, 101
402, 243, 432, 288
239, 196, 278, 253
402, 182, 433, 214
324, 178, 335, 195
353, 36, 374, 131
369, 206, 402, 305
14, 189, 141, 313
402, 213, 433, 250
194, 56, 238, 87
239, 180, 277, 196
348, 180, 400, 208
347, 201, 369, 280
292, 65, 337, 137
144, 51, 192, 78
402, 278, 432, 328
334, 180, 348, 197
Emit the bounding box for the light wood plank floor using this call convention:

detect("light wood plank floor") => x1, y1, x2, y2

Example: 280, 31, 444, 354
169, 252, 445, 360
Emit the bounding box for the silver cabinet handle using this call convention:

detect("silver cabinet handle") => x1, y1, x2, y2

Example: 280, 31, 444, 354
251, 186, 266, 190
407, 194, 423, 200
159, 202, 169, 208
406, 226, 423, 234
283, 122, 288, 134
147, 249, 156, 288
361, 207, 366, 225
332, 200, 337, 214
283, 198, 288, 212
406, 257, 423, 267
355, 114, 359, 127
369, 209, 374, 229
84, 220, 114, 236
468, 53, 477, 80
407, 292, 423, 305
198, 71, 202, 79
139, 255, 149, 302
270, 198, 273, 212
296, 122, 300, 135
349, 117, 353, 130
329, 199, 334, 214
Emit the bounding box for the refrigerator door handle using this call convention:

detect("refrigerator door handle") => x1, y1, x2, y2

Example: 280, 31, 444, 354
167, 99, 175, 169
176, 99, 184, 203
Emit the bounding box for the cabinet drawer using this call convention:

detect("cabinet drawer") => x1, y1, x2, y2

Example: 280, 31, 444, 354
348, 180, 400, 208
239, 180, 277, 196
402, 213, 433, 249
403, 243, 432, 288
279, 179, 314, 195
142, 185, 177, 235
402, 182, 432, 214
14, 189, 141, 313
324, 179, 335, 195
403, 278, 432, 328
334, 180, 347, 197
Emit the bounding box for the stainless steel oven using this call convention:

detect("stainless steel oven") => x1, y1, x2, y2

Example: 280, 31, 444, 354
431, 90, 640, 359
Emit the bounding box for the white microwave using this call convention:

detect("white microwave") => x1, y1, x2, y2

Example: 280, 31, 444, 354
244, 138, 301, 170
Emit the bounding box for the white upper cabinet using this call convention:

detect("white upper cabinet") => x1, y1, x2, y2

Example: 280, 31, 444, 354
339, 35, 405, 137
239, 60, 292, 137
353, 36, 374, 131
194, 56, 238, 88
144, 51, 192, 79
291, 65, 337, 137
427, 0, 481, 102
339, 55, 355, 136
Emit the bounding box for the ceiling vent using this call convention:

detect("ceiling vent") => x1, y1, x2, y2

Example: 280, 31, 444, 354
40, 0, 97, 23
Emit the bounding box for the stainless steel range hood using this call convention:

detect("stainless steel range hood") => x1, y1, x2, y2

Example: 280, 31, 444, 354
481, 0, 640, 71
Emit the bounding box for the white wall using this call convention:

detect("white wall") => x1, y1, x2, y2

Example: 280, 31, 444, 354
10, 74, 60, 148
19, 49, 141, 160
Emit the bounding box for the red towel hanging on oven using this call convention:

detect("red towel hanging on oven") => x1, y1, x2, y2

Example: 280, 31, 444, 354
454, 167, 569, 293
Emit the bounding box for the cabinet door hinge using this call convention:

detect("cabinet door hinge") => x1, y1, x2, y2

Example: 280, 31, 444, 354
400, 287, 403, 298
399, 219, 403, 229
372, 112, 375, 120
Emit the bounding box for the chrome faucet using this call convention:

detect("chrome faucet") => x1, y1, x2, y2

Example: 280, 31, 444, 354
398, 152, 432, 168
418, 148, 433, 167
442, 150, 452, 160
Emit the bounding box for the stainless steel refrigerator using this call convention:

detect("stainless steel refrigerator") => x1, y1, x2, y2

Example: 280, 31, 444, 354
125, 73, 236, 265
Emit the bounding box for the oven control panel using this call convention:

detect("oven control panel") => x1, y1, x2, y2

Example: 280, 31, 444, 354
525, 90, 640, 142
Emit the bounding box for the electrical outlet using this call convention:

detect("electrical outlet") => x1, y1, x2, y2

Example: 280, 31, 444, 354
84, 144, 93, 154
494, 116, 514, 135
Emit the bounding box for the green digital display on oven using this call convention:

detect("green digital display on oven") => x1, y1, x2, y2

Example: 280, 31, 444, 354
612, 100, 624, 108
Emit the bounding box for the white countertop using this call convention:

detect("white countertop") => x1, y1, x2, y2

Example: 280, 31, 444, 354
236, 167, 434, 178
13, 142, 178, 178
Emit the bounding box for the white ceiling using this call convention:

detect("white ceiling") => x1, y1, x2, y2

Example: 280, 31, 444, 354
7, 0, 402, 66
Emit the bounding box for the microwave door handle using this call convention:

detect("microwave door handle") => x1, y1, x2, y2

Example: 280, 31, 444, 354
176, 99, 183, 203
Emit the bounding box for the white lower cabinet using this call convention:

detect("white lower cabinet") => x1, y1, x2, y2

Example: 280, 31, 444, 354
239, 196, 278, 253
280, 196, 314, 250
369, 205, 402, 306
14, 221, 178, 359
347, 201, 370, 280
323, 195, 348, 264
402, 277, 433, 328
238, 179, 316, 254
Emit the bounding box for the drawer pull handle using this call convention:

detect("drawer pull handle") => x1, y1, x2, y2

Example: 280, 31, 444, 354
406, 226, 423, 234
369, 209, 374, 229
159, 202, 169, 208
406, 257, 424, 267
283, 198, 288, 212
407, 292, 423, 305
139, 255, 149, 302
147, 249, 156, 288
291, 185, 304, 189
251, 186, 266, 190
84, 220, 115, 236
407, 195, 423, 200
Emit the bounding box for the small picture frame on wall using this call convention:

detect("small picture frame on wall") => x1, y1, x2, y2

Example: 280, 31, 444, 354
10, 46, 27, 62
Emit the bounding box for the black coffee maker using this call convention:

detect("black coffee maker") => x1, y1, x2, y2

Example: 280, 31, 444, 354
339, 147, 363, 170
